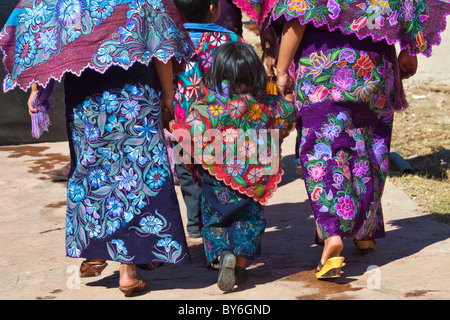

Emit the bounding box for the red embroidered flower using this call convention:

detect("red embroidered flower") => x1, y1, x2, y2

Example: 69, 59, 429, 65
353, 54, 375, 77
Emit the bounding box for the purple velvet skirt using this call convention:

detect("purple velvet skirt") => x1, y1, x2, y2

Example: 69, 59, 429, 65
294, 30, 402, 244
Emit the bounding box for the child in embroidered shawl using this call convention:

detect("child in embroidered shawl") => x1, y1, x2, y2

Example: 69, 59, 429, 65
172, 0, 246, 240
173, 42, 296, 292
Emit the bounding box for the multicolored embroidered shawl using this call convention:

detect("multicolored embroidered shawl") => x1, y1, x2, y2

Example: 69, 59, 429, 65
232, 0, 277, 25
173, 82, 296, 205
269, 0, 450, 56
174, 23, 245, 123
0, 0, 195, 93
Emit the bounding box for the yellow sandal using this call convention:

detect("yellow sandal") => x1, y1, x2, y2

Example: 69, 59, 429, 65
315, 257, 344, 279
354, 240, 377, 255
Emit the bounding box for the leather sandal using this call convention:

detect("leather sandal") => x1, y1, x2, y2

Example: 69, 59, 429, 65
354, 240, 377, 255
119, 279, 148, 297
79, 260, 108, 277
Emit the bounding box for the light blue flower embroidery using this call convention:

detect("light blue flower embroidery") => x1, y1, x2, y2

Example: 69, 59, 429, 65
37, 28, 58, 52
146, 167, 168, 189
139, 215, 164, 234
68, 182, 85, 202
106, 196, 124, 217
67, 244, 81, 257
80, 146, 96, 166
111, 239, 128, 255
152, 142, 168, 166
106, 220, 121, 235
86, 215, 101, 238
18, 2, 52, 29
147, 0, 165, 11
115, 168, 138, 191
56, 0, 85, 26
14, 33, 37, 66
127, 0, 146, 19
118, 20, 136, 43
134, 117, 158, 141
157, 237, 180, 253
87, 166, 107, 188
105, 114, 125, 132
99, 91, 119, 113
90, 0, 117, 20
97, 46, 113, 64
85, 124, 99, 141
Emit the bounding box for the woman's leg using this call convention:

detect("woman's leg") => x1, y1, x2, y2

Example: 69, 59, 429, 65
320, 236, 343, 265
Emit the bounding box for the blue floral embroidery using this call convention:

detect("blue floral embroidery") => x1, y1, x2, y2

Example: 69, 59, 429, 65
66, 84, 183, 263
2, 0, 194, 91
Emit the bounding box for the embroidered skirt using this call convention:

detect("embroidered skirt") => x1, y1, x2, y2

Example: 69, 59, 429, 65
295, 30, 400, 244
64, 64, 189, 265
200, 171, 266, 266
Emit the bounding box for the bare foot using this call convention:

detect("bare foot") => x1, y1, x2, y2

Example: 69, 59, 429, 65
119, 264, 140, 287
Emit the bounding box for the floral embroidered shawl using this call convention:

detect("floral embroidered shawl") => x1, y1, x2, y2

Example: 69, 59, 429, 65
0, 0, 195, 93
232, 0, 277, 25
174, 23, 245, 123
173, 82, 296, 205
269, 0, 450, 56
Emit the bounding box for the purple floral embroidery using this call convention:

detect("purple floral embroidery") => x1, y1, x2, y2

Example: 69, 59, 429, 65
270, 0, 450, 57
330, 66, 355, 91
401, 1, 416, 22
334, 195, 356, 220
388, 11, 399, 26
327, 0, 340, 19
301, 81, 315, 94
353, 160, 369, 178
321, 122, 339, 141
371, 137, 388, 165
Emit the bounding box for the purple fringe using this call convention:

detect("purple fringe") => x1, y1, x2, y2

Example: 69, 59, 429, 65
30, 80, 55, 139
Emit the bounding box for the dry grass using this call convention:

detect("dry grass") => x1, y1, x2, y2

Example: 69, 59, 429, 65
389, 83, 450, 224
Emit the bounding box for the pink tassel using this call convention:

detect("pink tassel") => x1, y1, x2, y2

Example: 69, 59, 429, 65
30, 80, 55, 138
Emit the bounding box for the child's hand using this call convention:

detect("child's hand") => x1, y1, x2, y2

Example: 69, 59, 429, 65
27, 83, 40, 116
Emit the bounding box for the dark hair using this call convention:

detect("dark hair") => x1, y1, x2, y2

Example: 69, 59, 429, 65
204, 42, 267, 99
173, 0, 219, 23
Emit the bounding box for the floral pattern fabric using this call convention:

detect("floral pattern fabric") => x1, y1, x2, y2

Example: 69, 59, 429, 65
293, 46, 396, 123
174, 82, 296, 205
295, 31, 394, 243
0, 0, 194, 92
301, 109, 390, 242
174, 27, 244, 123
232, 0, 278, 25
269, 0, 450, 56
201, 173, 266, 266
66, 82, 189, 264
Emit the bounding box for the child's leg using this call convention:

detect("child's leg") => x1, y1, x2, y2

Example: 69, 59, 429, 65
236, 257, 247, 269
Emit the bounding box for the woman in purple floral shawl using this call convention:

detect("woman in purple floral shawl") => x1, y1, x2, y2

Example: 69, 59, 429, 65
269, 0, 450, 279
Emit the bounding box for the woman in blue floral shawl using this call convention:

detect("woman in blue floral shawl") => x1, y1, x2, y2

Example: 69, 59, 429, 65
269, 0, 450, 279
0, 0, 195, 296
